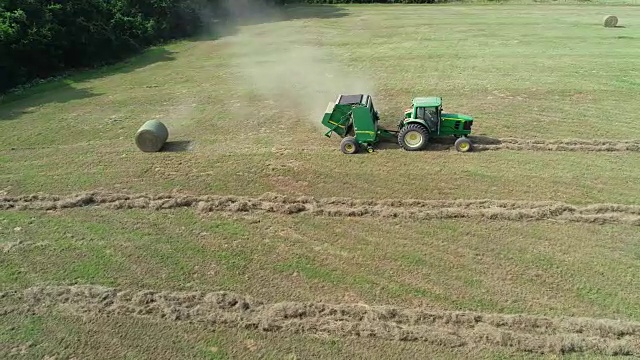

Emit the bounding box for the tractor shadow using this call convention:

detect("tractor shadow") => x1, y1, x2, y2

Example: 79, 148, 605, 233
372, 138, 455, 152
374, 135, 502, 153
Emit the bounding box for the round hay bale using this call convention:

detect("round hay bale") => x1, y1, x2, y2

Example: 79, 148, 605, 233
603, 15, 618, 28
135, 120, 169, 152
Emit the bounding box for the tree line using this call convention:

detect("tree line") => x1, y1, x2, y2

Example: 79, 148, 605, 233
1, 0, 231, 92
284, 1, 442, 3
0, 0, 438, 93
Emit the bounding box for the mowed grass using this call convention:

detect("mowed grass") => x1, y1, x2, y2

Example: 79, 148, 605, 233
1, 209, 639, 358
2, 3, 640, 358
1, 4, 640, 201
2, 209, 639, 319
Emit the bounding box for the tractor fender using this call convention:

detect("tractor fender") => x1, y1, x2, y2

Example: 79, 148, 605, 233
402, 119, 430, 132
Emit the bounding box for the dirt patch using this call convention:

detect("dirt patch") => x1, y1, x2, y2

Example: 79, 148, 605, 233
1, 191, 640, 226
3, 285, 639, 356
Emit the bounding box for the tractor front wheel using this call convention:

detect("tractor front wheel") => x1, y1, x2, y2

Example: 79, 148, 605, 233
340, 136, 359, 154
454, 137, 473, 152
398, 124, 429, 151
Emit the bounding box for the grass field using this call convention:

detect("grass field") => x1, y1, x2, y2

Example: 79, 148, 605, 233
2, 2, 640, 359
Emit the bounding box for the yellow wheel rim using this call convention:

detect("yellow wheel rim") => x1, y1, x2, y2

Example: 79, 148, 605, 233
459, 142, 470, 151
404, 131, 423, 147
345, 144, 355, 153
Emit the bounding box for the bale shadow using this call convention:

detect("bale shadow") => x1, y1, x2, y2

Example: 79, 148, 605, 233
161, 140, 193, 152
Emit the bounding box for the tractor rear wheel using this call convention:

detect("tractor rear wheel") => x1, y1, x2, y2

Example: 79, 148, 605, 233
340, 136, 359, 154
398, 124, 429, 151
454, 137, 473, 152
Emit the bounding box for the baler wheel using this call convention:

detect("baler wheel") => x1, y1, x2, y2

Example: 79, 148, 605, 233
454, 137, 473, 152
340, 136, 359, 154
398, 124, 429, 151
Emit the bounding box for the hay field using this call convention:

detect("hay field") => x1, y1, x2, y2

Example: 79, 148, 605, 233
2, 3, 640, 359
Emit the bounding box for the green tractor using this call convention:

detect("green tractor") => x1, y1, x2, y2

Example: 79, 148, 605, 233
321, 94, 474, 154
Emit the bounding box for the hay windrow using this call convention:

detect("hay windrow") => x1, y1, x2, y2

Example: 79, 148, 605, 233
1, 191, 639, 226
3, 285, 640, 356
469, 137, 640, 152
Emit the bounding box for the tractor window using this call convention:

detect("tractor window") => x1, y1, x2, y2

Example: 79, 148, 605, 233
416, 107, 438, 128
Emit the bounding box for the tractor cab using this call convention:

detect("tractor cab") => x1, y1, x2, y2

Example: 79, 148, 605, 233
401, 96, 442, 133
415, 105, 440, 132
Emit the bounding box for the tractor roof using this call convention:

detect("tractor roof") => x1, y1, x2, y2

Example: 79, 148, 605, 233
412, 97, 442, 108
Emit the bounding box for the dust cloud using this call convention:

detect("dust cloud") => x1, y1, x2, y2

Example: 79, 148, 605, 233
219, 0, 375, 132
